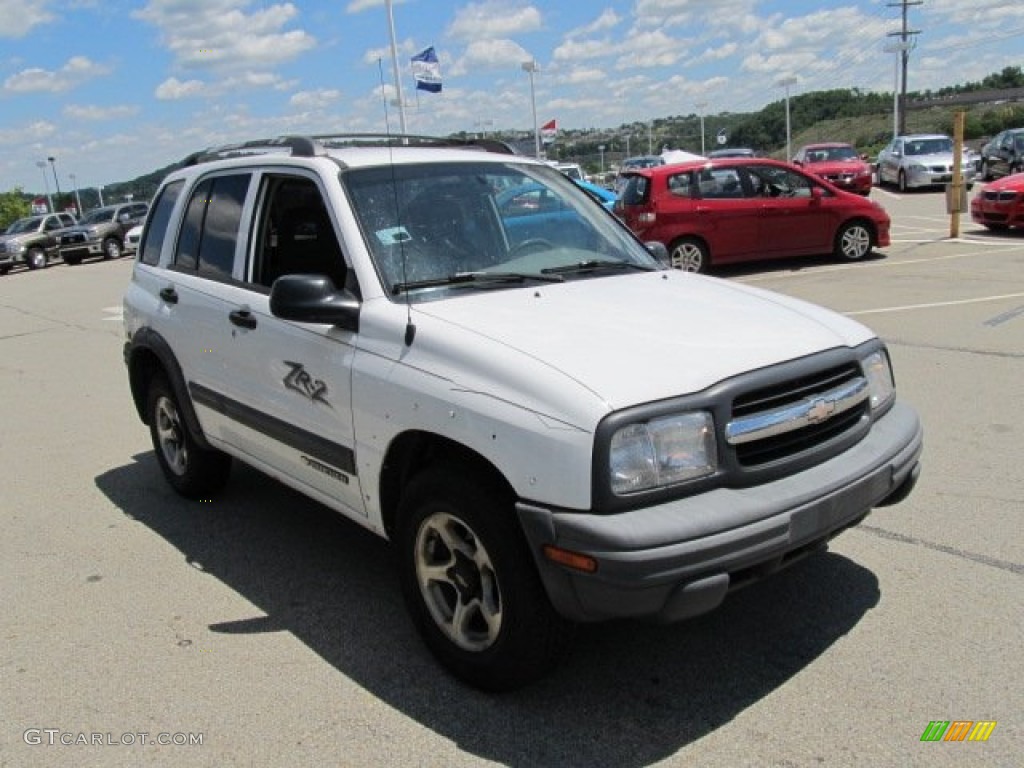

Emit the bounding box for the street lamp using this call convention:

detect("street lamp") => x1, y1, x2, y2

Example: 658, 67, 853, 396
776, 77, 797, 160
69, 173, 82, 215
96, 186, 104, 207
35, 160, 54, 212
521, 59, 541, 159
475, 119, 494, 138
696, 101, 708, 155
598, 144, 606, 174
47, 156, 62, 204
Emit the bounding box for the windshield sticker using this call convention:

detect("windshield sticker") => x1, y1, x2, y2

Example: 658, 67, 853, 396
375, 226, 412, 245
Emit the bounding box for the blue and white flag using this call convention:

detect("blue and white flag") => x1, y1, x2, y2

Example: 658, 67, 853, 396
411, 46, 442, 93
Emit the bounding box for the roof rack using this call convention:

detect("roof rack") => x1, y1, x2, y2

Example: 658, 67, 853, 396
180, 133, 518, 167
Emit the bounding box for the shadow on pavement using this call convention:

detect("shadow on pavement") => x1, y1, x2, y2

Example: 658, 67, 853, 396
96, 453, 880, 767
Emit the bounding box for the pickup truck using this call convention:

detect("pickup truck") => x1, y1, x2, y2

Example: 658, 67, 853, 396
0, 212, 78, 273
59, 202, 148, 265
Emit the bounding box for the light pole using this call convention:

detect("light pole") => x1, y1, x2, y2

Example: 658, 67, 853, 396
96, 186, 104, 207
598, 144, 605, 175
776, 77, 797, 160
35, 161, 54, 212
384, 0, 407, 134
47, 156, 62, 206
521, 59, 541, 159
696, 101, 708, 155
475, 119, 494, 138
69, 173, 82, 215
625, 134, 631, 158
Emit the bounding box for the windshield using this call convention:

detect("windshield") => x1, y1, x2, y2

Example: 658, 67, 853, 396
809, 146, 858, 162
6, 217, 43, 234
80, 208, 115, 225
905, 138, 953, 156
343, 161, 657, 302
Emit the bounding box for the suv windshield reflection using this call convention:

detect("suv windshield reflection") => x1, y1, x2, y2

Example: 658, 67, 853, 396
343, 162, 656, 300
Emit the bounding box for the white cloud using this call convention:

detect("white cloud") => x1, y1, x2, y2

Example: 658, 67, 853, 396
449, 39, 532, 76
0, 120, 57, 145
289, 88, 341, 110
566, 9, 621, 38
447, 2, 542, 42
63, 104, 140, 120
155, 77, 207, 100
0, 0, 54, 38
134, 0, 316, 71
3, 56, 110, 93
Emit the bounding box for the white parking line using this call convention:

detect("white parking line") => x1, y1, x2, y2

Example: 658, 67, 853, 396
844, 292, 1024, 317
102, 306, 123, 322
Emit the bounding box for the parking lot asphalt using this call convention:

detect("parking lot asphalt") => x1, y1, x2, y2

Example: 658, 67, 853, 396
1, 187, 1021, 767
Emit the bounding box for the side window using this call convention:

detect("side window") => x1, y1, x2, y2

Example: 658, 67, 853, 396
199, 175, 249, 280
175, 179, 210, 271
44, 216, 61, 231
141, 179, 184, 266
59, 214, 75, 227
666, 172, 693, 197
172, 174, 250, 278
697, 167, 744, 199
251, 175, 347, 291
747, 166, 814, 198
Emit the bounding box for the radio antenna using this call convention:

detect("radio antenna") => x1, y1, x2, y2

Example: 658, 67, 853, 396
378, 58, 416, 346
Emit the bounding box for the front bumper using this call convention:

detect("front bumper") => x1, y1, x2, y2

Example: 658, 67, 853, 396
517, 401, 922, 623
60, 239, 103, 261
905, 166, 977, 188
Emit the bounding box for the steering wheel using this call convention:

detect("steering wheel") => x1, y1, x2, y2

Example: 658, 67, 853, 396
507, 238, 555, 258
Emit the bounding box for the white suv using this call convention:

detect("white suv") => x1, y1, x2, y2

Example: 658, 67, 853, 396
123, 135, 923, 691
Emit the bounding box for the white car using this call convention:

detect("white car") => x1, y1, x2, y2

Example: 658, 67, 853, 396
877, 133, 977, 191
122, 134, 922, 691
123, 224, 143, 256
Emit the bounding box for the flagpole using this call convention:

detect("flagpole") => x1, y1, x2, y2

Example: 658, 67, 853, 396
385, 0, 407, 134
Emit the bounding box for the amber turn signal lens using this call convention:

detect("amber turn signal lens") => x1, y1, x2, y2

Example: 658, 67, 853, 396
542, 545, 598, 573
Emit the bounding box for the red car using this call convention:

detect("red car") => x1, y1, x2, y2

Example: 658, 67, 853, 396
615, 157, 891, 272
970, 174, 1024, 231
792, 142, 873, 195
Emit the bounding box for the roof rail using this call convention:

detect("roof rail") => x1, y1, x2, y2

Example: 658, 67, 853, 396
310, 133, 519, 155
179, 133, 519, 168
180, 136, 324, 167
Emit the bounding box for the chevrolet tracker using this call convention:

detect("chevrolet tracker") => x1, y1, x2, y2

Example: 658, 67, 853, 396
122, 134, 923, 691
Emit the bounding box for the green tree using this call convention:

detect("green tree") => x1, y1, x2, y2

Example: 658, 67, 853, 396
0, 188, 31, 231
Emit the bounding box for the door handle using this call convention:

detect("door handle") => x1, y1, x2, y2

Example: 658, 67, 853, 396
159, 287, 178, 304
229, 309, 257, 329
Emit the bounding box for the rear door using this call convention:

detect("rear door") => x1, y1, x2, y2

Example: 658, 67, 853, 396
688, 165, 760, 262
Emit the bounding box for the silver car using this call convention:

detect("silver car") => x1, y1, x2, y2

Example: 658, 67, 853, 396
877, 134, 976, 192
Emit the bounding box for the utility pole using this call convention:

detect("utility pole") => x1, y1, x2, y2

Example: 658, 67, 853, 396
887, 0, 922, 136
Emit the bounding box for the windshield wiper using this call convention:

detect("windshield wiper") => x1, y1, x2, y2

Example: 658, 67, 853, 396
392, 271, 564, 295
540, 259, 656, 275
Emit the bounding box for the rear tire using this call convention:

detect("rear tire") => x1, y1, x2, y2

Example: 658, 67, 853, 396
147, 374, 231, 498
396, 466, 573, 691
103, 238, 122, 260
669, 237, 710, 273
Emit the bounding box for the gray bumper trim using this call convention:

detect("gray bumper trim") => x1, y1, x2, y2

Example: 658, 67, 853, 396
517, 401, 922, 623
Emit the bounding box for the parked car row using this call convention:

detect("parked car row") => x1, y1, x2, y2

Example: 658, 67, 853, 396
0, 202, 148, 275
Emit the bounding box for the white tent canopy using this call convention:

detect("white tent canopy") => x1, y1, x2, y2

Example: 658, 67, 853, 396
660, 149, 706, 165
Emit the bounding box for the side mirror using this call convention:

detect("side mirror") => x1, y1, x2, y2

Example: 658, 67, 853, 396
269, 274, 360, 330
644, 241, 670, 267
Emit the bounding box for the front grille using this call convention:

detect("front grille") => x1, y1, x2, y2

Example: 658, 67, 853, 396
729, 363, 868, 467
984, 190, 1019, 202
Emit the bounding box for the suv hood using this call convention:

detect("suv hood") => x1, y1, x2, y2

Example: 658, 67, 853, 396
410, 271, 874, 412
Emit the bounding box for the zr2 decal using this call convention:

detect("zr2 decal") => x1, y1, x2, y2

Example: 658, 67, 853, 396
283, 361, 330, 406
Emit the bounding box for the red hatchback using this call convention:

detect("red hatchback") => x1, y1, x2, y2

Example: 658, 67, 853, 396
792, 142, 873, 195
970, 173, 1024, 231
615, 157, 891, 272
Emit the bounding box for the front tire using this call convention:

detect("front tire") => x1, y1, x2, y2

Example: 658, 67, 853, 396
396, 466, 573, 691
835, 220, 873, 261
669, 237, 710, 273
898, 170, 908, 193
147, 374, 231, 498
26, 247, 47, 270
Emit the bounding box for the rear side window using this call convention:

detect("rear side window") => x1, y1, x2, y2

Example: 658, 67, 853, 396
140, 179, 184, 266
173, 174, 251, 279
619, 175, 650, 205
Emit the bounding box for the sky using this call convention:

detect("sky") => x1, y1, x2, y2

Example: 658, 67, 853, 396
1, 0, 1022, 194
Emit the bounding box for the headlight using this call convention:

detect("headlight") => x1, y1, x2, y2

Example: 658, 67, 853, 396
908, 163, 927, 173
609, 411, 717, 495
861, 349, 895, 412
